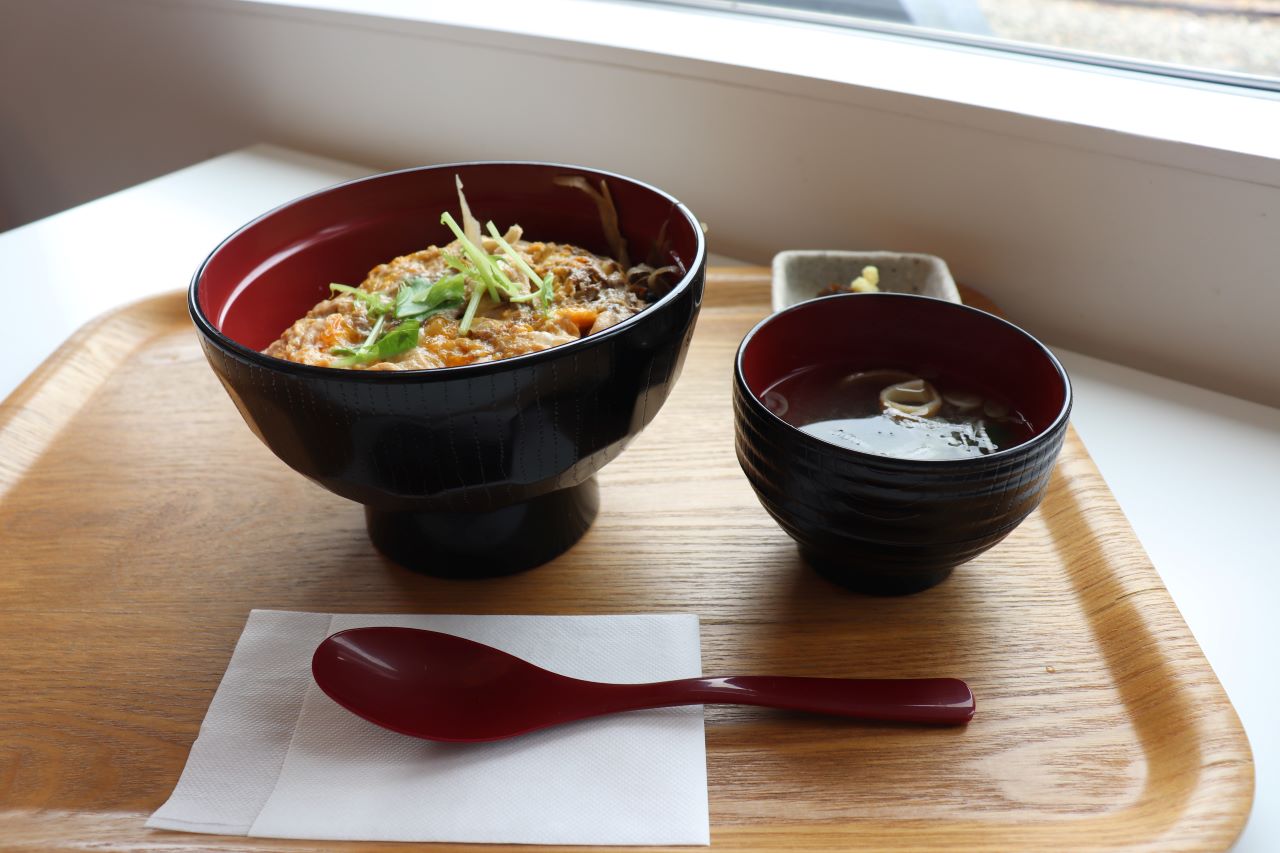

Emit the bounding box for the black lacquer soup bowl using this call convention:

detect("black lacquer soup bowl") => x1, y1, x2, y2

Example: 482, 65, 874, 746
734, 293, 1071, 595
191, 163, 705, 577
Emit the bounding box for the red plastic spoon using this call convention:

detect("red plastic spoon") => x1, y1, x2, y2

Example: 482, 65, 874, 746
311, 627, 974, 742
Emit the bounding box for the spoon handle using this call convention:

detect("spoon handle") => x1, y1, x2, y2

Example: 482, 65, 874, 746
634, 676, 974, 725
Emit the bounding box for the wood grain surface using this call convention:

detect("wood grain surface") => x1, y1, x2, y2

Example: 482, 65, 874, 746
0, 269, 1253, 851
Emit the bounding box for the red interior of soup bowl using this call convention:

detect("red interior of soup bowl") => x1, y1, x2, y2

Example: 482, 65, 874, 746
739, 294, 1070, 439
195, 163, 702, 352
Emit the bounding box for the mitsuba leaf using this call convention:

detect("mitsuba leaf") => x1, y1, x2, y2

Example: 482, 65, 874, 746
329, 318, 421, 367
329, 283, 391, 316
426, 275, 467, 308
395, 275, 467, 319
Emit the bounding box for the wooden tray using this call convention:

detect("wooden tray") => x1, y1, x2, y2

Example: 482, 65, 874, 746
0, 269, 1253, 851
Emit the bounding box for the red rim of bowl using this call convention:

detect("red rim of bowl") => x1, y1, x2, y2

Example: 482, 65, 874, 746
734, 293, 1073, 467
188, 161, 707, 382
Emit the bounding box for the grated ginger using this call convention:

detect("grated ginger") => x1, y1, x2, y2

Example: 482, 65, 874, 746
849, 265, 880, 293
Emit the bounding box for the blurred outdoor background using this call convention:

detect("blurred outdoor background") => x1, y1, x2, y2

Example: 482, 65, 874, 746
686, 0, 1280, 83
980, 0, 1279, 79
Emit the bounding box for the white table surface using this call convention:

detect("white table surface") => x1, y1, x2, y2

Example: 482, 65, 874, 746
1, 144, 1274, 850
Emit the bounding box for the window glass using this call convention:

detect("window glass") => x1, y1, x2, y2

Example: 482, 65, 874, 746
642, 0, 1280, 89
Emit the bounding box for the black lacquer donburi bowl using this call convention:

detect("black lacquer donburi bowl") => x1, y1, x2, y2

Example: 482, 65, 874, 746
191, 163, 705, 577
734, 293, 1071, 595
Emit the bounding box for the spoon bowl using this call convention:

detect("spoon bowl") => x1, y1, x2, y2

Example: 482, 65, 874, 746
312, 627, 975, 742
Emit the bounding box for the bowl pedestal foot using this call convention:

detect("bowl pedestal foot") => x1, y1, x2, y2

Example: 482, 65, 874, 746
365, 478, 599, 578
802, 548, 957, 596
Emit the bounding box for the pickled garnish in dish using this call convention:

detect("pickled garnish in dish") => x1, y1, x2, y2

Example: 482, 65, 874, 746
817, 265, 880, 297
760, 366, 1035, 461
264, 177, 676, 370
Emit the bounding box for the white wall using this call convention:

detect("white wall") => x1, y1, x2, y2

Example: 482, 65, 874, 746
2, 0, 1278, 406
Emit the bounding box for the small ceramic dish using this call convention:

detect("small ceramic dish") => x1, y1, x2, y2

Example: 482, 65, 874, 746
771, 250, 960, 313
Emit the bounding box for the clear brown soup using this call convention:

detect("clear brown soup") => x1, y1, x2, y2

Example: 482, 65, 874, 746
760, 365, 1036, 461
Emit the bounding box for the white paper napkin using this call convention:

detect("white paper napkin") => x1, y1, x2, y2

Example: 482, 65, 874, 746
147, 610, 709, 845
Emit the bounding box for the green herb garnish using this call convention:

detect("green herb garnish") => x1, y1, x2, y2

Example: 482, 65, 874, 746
329, 316, 421, 367
395, 274, 466, 319
441, 212, 511, 300
329, 283, 392, 316
329, 183, 559, 358
440, 212, 556, 334
458, 278, 485, 336
486, 221, 556, 312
